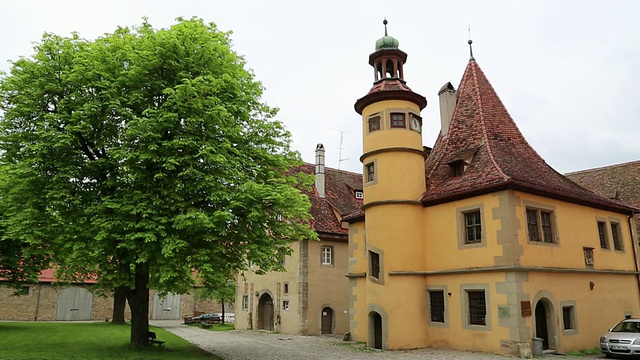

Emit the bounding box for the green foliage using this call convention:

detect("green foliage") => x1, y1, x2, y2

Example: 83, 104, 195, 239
0, 17, 316, 344
0, 15, 315, 291
0, 322, 218, 359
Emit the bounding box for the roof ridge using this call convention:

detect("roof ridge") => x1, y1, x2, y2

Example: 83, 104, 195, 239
565, 160, 640, 176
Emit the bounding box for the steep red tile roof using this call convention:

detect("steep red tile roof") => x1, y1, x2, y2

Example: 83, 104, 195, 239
422, 60, 633, 214
297, 164, 363, 239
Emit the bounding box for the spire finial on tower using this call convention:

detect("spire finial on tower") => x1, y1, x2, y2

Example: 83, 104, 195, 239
383, 18, 388, 36
467, 26, 475, 61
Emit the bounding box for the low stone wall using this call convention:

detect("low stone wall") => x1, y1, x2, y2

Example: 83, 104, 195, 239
0, 283, 229, 321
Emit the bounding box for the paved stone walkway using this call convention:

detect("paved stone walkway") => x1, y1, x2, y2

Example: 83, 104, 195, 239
151, 320, 604, 360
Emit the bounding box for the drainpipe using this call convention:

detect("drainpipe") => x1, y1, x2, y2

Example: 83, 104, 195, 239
628, 212, 640, 303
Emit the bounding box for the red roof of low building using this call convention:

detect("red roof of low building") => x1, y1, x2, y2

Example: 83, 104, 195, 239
298, 164, 363, 239
422, 59, 633, 214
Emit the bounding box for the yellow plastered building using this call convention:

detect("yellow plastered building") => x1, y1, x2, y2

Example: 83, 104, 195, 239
344, 22, 640, 355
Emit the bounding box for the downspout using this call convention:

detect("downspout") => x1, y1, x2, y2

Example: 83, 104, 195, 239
628, 212, 640, 303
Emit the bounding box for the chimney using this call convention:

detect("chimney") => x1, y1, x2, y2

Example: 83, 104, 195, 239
315, 143, 325, 198
438, 82, 457, 136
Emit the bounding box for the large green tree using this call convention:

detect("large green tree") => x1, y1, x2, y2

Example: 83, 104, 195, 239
0, 18, 315, 346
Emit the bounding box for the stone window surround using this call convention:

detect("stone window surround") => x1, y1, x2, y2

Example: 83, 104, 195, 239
426, 285, 449, 328
364, 159, 378, 186
560, 300, 578, 335
457, 203, 487, 249
609, 218, 625, 252
524, 201, 559, 246
460, 283, 492, 331
367, 245, 385, 285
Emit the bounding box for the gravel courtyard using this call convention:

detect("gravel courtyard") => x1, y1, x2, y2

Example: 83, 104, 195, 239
151, 320, 604, 360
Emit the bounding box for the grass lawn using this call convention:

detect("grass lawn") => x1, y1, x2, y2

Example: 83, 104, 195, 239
0, 322, 220, 360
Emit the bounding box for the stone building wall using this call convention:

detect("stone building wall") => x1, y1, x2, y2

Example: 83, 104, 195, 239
0, 283, 227, 321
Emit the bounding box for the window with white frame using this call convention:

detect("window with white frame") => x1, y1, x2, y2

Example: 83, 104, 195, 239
242, 295, 249, 311
321, 246, 333, 265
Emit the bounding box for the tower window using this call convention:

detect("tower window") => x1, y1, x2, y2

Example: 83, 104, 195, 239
390, 113, 405, 128
368, 115, 381, 132
365, 162, 375, 183
369, 250, 380, 279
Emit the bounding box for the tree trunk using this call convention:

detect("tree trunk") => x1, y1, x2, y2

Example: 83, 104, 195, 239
112, 286, 128, 324
127, 262, 150, 347
221, 298, 225, 325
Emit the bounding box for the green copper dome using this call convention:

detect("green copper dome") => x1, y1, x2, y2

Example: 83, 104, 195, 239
375, 19, 399, 50
375, 35, 399, 50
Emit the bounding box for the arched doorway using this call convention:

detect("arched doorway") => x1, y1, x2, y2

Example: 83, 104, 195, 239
368, 311, 383, 349
321, 307, 333, 334
534, 298, 557, 351
257, 293, 274, 331
56, 287, 93, 321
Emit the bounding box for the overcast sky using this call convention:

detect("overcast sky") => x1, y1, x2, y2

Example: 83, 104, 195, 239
1, 0, 638, 174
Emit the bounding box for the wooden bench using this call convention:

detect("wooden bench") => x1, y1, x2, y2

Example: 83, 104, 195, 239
148, 331, 165, 347
200, 322, 213, 329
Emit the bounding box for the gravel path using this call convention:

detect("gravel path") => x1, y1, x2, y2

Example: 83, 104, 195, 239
151, 320, 604, 360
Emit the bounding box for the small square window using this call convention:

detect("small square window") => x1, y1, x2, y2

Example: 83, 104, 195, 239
428, 290, 445, 323
583, 247, 594, 266
321, 246, 333, 265
355, 191, 364, 199
242, 295, 249, 311
562, 306, 575, 330
368, 115, 381, 132
390, 113, 406, 128
464, 211, 482, 244
450, 161, 466, 177
283, 300, 290, 311
597, 221, 609, 249
611, 222, 624, 251
369, 250, 380, 279
20, 286, 30, 295
365, 162, 375, 183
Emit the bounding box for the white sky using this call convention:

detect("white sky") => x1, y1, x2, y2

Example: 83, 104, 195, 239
1, 0, 638, 174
